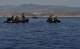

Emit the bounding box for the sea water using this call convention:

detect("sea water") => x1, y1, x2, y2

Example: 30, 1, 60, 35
0, 16, 80, 49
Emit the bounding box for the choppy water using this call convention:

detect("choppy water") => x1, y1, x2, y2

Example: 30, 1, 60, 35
0, 17, 80, 49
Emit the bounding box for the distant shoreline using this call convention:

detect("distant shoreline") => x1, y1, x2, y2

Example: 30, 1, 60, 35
0, 12, 80, 17
0, 15, 80, 17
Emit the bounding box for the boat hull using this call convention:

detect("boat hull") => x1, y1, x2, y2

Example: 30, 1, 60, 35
47, 20, 61, 23
4, 19, 29, 23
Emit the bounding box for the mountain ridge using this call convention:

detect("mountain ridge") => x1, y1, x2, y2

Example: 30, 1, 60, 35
0, 4, 80, 12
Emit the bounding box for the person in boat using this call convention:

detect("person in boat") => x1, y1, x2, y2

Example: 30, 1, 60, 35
47, 14, 53, 22
54, 16, 58, 21
14, 16, 19, 22
21, 13, 27, 21
22, 14, 25, 21
53, 16, 61, 22
21, 13, 29, 23
6, 15, 14, 22
11, 15, 14, 21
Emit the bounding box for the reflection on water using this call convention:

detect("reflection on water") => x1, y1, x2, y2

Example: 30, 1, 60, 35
0, 17, 80, 49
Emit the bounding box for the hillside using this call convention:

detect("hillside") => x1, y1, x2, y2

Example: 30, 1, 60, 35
0, 4, 80, 16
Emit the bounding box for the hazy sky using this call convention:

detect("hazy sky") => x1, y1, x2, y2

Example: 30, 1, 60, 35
0, 0, 80, 7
